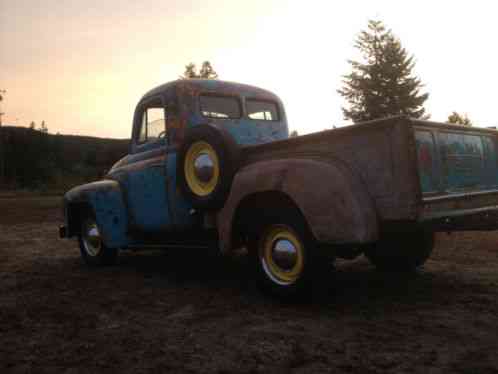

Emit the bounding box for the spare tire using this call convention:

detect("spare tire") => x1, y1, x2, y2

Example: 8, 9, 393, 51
177, 125, 240, 210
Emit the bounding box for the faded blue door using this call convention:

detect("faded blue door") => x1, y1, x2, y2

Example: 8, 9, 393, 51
126, 98, 172, 232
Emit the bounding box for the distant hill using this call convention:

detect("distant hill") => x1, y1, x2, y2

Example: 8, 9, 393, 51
0, 126, 129, 190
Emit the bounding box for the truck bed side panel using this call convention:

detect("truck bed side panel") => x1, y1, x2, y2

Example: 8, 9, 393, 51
240, 117, 419, 222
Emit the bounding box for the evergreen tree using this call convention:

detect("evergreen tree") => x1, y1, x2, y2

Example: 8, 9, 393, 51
181, 61, 218, 79
182, 63, 198, 79
447, 111, 473, 127
40, 120, 48, 133
338, 20, 429, 123
199, 61, 218, 79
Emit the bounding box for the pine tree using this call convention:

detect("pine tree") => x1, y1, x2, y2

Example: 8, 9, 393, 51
181, 61, 218, 79
40, 120, 48, 133
338, 20, 429, 123
199, 61, 218, 79
182, 63, 198, 79
447, 111, 473, 126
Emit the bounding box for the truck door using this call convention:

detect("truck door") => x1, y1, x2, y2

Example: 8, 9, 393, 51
126, 96, 172, 233
164, 111, 197, 230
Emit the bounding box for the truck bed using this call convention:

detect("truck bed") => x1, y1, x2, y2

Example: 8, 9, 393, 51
240, 116, 498, 232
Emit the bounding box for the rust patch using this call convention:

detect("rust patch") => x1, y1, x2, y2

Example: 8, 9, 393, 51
217, 159, 378, 253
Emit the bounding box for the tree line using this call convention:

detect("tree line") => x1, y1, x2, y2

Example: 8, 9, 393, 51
0, 125, 128, 190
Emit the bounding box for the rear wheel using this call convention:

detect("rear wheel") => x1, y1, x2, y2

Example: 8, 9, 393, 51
249, 210, 324, 299
364, 229, 434, 271
78, 216, 118, 266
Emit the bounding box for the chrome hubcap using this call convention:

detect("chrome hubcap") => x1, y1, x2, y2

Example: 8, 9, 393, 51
82, 221, 101, 257
193, 152, 215, 183
271, 239, 298, 271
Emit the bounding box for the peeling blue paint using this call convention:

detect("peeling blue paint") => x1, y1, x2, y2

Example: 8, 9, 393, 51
416, 128, 498, 194
415, 130, 438, 193
124, 163, 171, 232
65, 180, 129, 248
64, 79, 290, 249
166, 152, 196, 228
187, 112, 287, 145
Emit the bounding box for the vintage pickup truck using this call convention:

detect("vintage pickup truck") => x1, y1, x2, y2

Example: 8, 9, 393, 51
60, 79, 498, 297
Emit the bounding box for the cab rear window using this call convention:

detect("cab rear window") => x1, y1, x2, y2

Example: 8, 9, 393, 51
200, 95, 241, 119
247, 99, 279, 121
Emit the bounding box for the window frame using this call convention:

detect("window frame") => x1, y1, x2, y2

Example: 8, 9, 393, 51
135, 96, 168, 146
245, 98, 281, 122
199, 93, 243, 120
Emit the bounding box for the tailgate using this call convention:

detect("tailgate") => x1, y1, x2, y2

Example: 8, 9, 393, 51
413, 121, 498, 230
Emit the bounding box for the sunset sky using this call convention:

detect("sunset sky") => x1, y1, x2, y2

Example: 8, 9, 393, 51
1, 0, 497, 139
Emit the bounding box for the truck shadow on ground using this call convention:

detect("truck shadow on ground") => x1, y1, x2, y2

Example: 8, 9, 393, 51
82, 248, 472, 310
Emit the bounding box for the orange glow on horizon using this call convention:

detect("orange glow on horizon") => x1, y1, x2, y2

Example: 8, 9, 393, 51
2, 0, 498, 138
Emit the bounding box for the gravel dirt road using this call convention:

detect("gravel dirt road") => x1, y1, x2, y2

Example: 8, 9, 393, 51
1, 196, 498, 373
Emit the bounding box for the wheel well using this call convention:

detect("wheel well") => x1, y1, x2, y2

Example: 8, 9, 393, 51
67, 202, 92, 237
231, 191, 310, 248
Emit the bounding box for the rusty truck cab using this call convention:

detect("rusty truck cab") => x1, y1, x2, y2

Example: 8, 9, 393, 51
128, 80, 289, 156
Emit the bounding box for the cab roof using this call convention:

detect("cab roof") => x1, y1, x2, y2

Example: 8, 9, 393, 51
140, 79, 281, 103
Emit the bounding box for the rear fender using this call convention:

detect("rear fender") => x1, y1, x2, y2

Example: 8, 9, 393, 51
63, 180, 129, 248
217, 159, 378, 252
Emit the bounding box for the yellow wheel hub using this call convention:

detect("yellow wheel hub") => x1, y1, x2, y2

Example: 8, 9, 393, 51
259, 225, 304, 285
184, 141, 220, 197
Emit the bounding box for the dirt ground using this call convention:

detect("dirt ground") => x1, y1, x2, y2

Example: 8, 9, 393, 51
1, 196, 498, 373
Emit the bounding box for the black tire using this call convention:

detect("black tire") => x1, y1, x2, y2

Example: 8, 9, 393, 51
177, 125, 239, 210
78, 216, 118, 266
248, 208, 324, 300
364, 229, 434, 272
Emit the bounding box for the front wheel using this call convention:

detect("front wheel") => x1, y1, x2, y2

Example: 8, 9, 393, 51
78, 217, 118, 266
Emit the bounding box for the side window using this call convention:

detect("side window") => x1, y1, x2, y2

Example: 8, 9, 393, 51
137, 98, 166, 144
199, 95, 241, 119
247, 99, 279, 121
145, 108, 165, 141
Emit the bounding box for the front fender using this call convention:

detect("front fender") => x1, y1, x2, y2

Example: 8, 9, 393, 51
217, 158, 378, 252
64, 180, 129, 248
